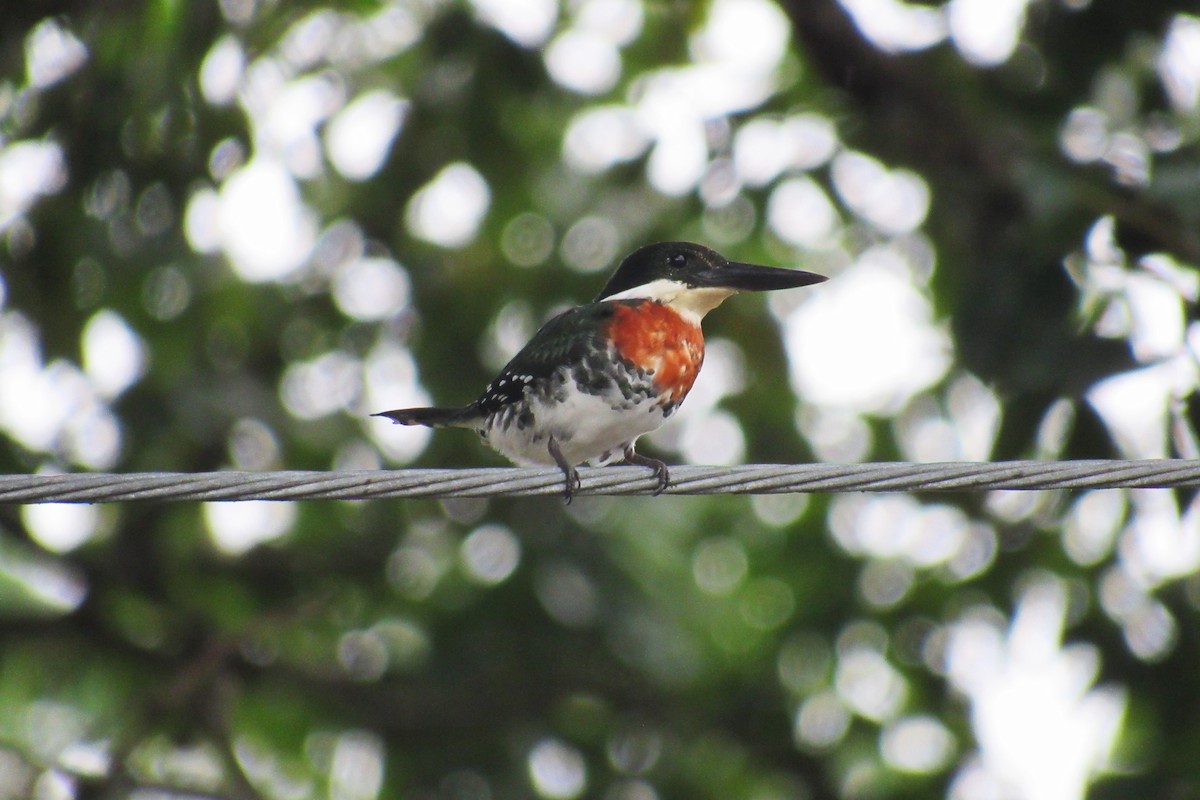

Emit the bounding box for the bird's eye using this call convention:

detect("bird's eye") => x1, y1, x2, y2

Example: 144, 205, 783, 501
670, 254, 686, 267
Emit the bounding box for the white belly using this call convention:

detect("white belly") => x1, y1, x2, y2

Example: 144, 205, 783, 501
482, 381, 670, 467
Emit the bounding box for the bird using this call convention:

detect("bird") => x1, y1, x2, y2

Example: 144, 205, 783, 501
375, 241, 826, 500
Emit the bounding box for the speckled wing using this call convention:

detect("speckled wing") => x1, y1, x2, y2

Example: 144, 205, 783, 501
472, 302, 619, 416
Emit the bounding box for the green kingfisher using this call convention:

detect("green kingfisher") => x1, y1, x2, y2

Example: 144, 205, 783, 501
375, 242, 826, 499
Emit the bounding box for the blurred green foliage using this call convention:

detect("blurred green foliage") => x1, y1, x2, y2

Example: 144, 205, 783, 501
2, 1, 1200, 799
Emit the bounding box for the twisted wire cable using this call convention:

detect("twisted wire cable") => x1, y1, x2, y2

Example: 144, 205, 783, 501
2, 460, 1199, 503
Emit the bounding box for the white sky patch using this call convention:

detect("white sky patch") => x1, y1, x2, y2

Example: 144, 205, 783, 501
332, 257, 411, 321
1119, 489, 1200, 590
794, 690, 851, 750
0, 359, 64, 450
946, 578, 1126, 800
768, 176, 840, 249
22, 502, 100, 553
1099, 564, 1176, 662
1064, 490, 1125, 567
363, 342, 432, 463
1084, 214, 1122, 267
1060, 107, 1109, 164
528, 738, 587, 800
210, 139, 247, 181
460, 524, 521, 585
784, 248, 951, 414
947, 0, 1031, 67
734, 118, 792, 188
258, 72, 345, 178
183, 187, 222, 254
574, 0, 644, 46
204, 501, 297, 556
1070, 222, 1198, 463
266, 74, 343, 145
62, 406, 122, 470
733, 114, 840, 187
893, 375, 1001, 462
0, 552, 87, 614
1121, 273, 1185, 362
469, 0, 558, 47
326, 90, 409, 181
1104, 131, 1150, 188
217, 158, 317, 282
880, 715, 956, 774
279, 10, 339, 69
691, 0, 790, 74
831, 151, 930, 235
0, 313, 114, 465
836, 647, 908, 722
646, 121, 709, 196
544, 29, 622, 95
679, 409, 746, 465
25, 19, 88, 89
0, 140, 67, 231
238, 55, 287, 131
405, 162, 490, 248
786, 114, 841, 169
640, 64, 777, 124
280, 350, 361, 420
1086, 357, 1195, 458
199, 35, 245, 106
1158, 14, 1200, 112
568, 0, 789, 193
479, 300, 534, 370
227, 418, 280, 471
329, 731, 386, 800
948, 373, 1002, 459
837, 0, 948, 53
563, 106, 650, 174
829, 493, 970, 567
82, 310, 146, 399
1139, 253, 1200, 302
348, 6, 427, 64
797, 405, 873, 463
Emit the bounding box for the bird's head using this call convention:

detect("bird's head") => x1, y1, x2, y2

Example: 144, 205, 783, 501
595, 242, 826, 321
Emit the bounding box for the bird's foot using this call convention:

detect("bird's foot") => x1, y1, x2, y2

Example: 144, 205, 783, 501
623, 446, 669, 495
547, 436, 582, 503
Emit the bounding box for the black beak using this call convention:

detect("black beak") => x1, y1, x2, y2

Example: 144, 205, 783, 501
694, 261, 827, 292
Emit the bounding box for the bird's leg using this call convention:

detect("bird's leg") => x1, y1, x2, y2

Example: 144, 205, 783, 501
547, 435, 581, 503
623, 444, 669, 495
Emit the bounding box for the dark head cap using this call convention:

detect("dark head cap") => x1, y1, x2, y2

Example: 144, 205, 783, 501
595, 241, 826, 301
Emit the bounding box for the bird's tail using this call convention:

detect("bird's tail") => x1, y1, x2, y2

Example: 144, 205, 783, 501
373, 405, 479, 428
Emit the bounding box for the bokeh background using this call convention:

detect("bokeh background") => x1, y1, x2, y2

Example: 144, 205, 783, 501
2, 0, 1200, 798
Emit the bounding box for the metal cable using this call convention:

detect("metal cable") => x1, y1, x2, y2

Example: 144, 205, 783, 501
2, 460, 1200, 503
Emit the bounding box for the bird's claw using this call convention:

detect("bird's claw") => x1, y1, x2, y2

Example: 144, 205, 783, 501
623, 446, 670, 496
561, 465, 582, 504
548, 436, 582, 504
649, 462, 669, 496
